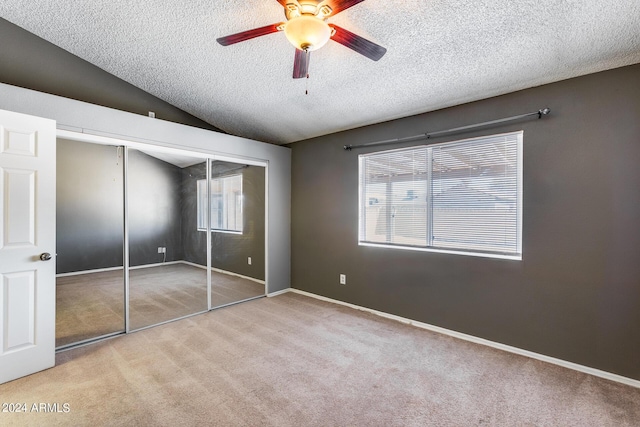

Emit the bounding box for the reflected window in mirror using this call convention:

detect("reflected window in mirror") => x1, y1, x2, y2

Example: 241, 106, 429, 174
197, 174, 243, 233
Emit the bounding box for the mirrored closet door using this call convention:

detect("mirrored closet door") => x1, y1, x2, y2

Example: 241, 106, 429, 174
56, 139, 267, 347
127, 148, 209, 330
209, 160, 266, 308
56, 139, 125, 348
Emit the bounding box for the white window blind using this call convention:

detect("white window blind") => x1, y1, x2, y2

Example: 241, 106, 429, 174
359, 131, 522, 259
197, 174, 243, 233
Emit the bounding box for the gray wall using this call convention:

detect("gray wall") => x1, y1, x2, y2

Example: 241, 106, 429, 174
58, 144, 265, 279
57, 143, 186, 273
182, 163, 266, 281
210, 165, 266, 281
181, 163, 208, 268
0, 18, 220, 132
289, 64, 640, 381
128, 150, 184, 267
56, 139, 124, 273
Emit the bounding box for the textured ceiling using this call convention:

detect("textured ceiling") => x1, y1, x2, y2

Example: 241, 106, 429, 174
1, 1, 639, 144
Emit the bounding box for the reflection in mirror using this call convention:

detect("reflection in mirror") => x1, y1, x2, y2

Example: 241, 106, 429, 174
208, 161, 266, 308
56, 139, 125, 348
128, 148, 208, 330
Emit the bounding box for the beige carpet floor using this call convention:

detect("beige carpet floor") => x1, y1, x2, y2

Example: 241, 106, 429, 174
56, 263, 265, 347
3, 292, 640, 426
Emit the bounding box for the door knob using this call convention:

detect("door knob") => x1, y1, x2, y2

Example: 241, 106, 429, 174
40, 252, 52, 261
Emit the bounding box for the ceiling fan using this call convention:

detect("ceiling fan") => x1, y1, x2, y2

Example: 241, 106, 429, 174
216, 0, 387, 78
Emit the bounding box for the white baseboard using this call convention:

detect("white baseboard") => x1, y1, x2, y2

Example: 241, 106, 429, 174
57, 265, 123, 277
285, 288, 640, 390
180, 261, 265, 284
211, 266, 265, 285
266, 288, 290, 298
57, 261, 265, 286
179, 260, 210, 270
130, 261, 181, 270
56, 261, 182, 277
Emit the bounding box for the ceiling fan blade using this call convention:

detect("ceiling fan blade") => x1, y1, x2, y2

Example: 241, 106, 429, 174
217, 23, 283, 46
329, 24, 386, 61
293, 49, 310, 79
322, 0, 365, 16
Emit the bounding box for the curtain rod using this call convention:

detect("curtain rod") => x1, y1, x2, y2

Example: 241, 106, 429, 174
344, 108, 550, 151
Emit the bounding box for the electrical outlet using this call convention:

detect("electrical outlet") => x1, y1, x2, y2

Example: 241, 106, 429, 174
248, 257, 252, 265
339, 274, 346, 285
158, 247, 166, 253
158, 247, 163, 253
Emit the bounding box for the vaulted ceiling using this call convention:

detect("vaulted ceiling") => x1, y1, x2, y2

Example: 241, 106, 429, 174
1, 1, 639, 144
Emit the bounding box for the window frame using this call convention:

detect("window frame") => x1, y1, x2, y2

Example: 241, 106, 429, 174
358, 131, 523, 260
197, 173, 243, 234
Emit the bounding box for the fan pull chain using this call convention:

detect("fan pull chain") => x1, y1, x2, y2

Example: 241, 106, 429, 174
305, 48, 311, 95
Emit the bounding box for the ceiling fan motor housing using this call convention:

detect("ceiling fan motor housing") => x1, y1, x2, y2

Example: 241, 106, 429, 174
284, 1, 333, 20
283, 1, 334, 51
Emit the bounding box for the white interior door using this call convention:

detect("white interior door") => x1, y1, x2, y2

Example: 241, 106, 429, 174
0, 109, 56, 384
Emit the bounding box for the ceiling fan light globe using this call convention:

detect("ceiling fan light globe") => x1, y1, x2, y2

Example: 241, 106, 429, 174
284, 15, 331, 51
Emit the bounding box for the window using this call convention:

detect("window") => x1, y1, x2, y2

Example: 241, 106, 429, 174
359, 131, 522, 259
197, 174, 243, 233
